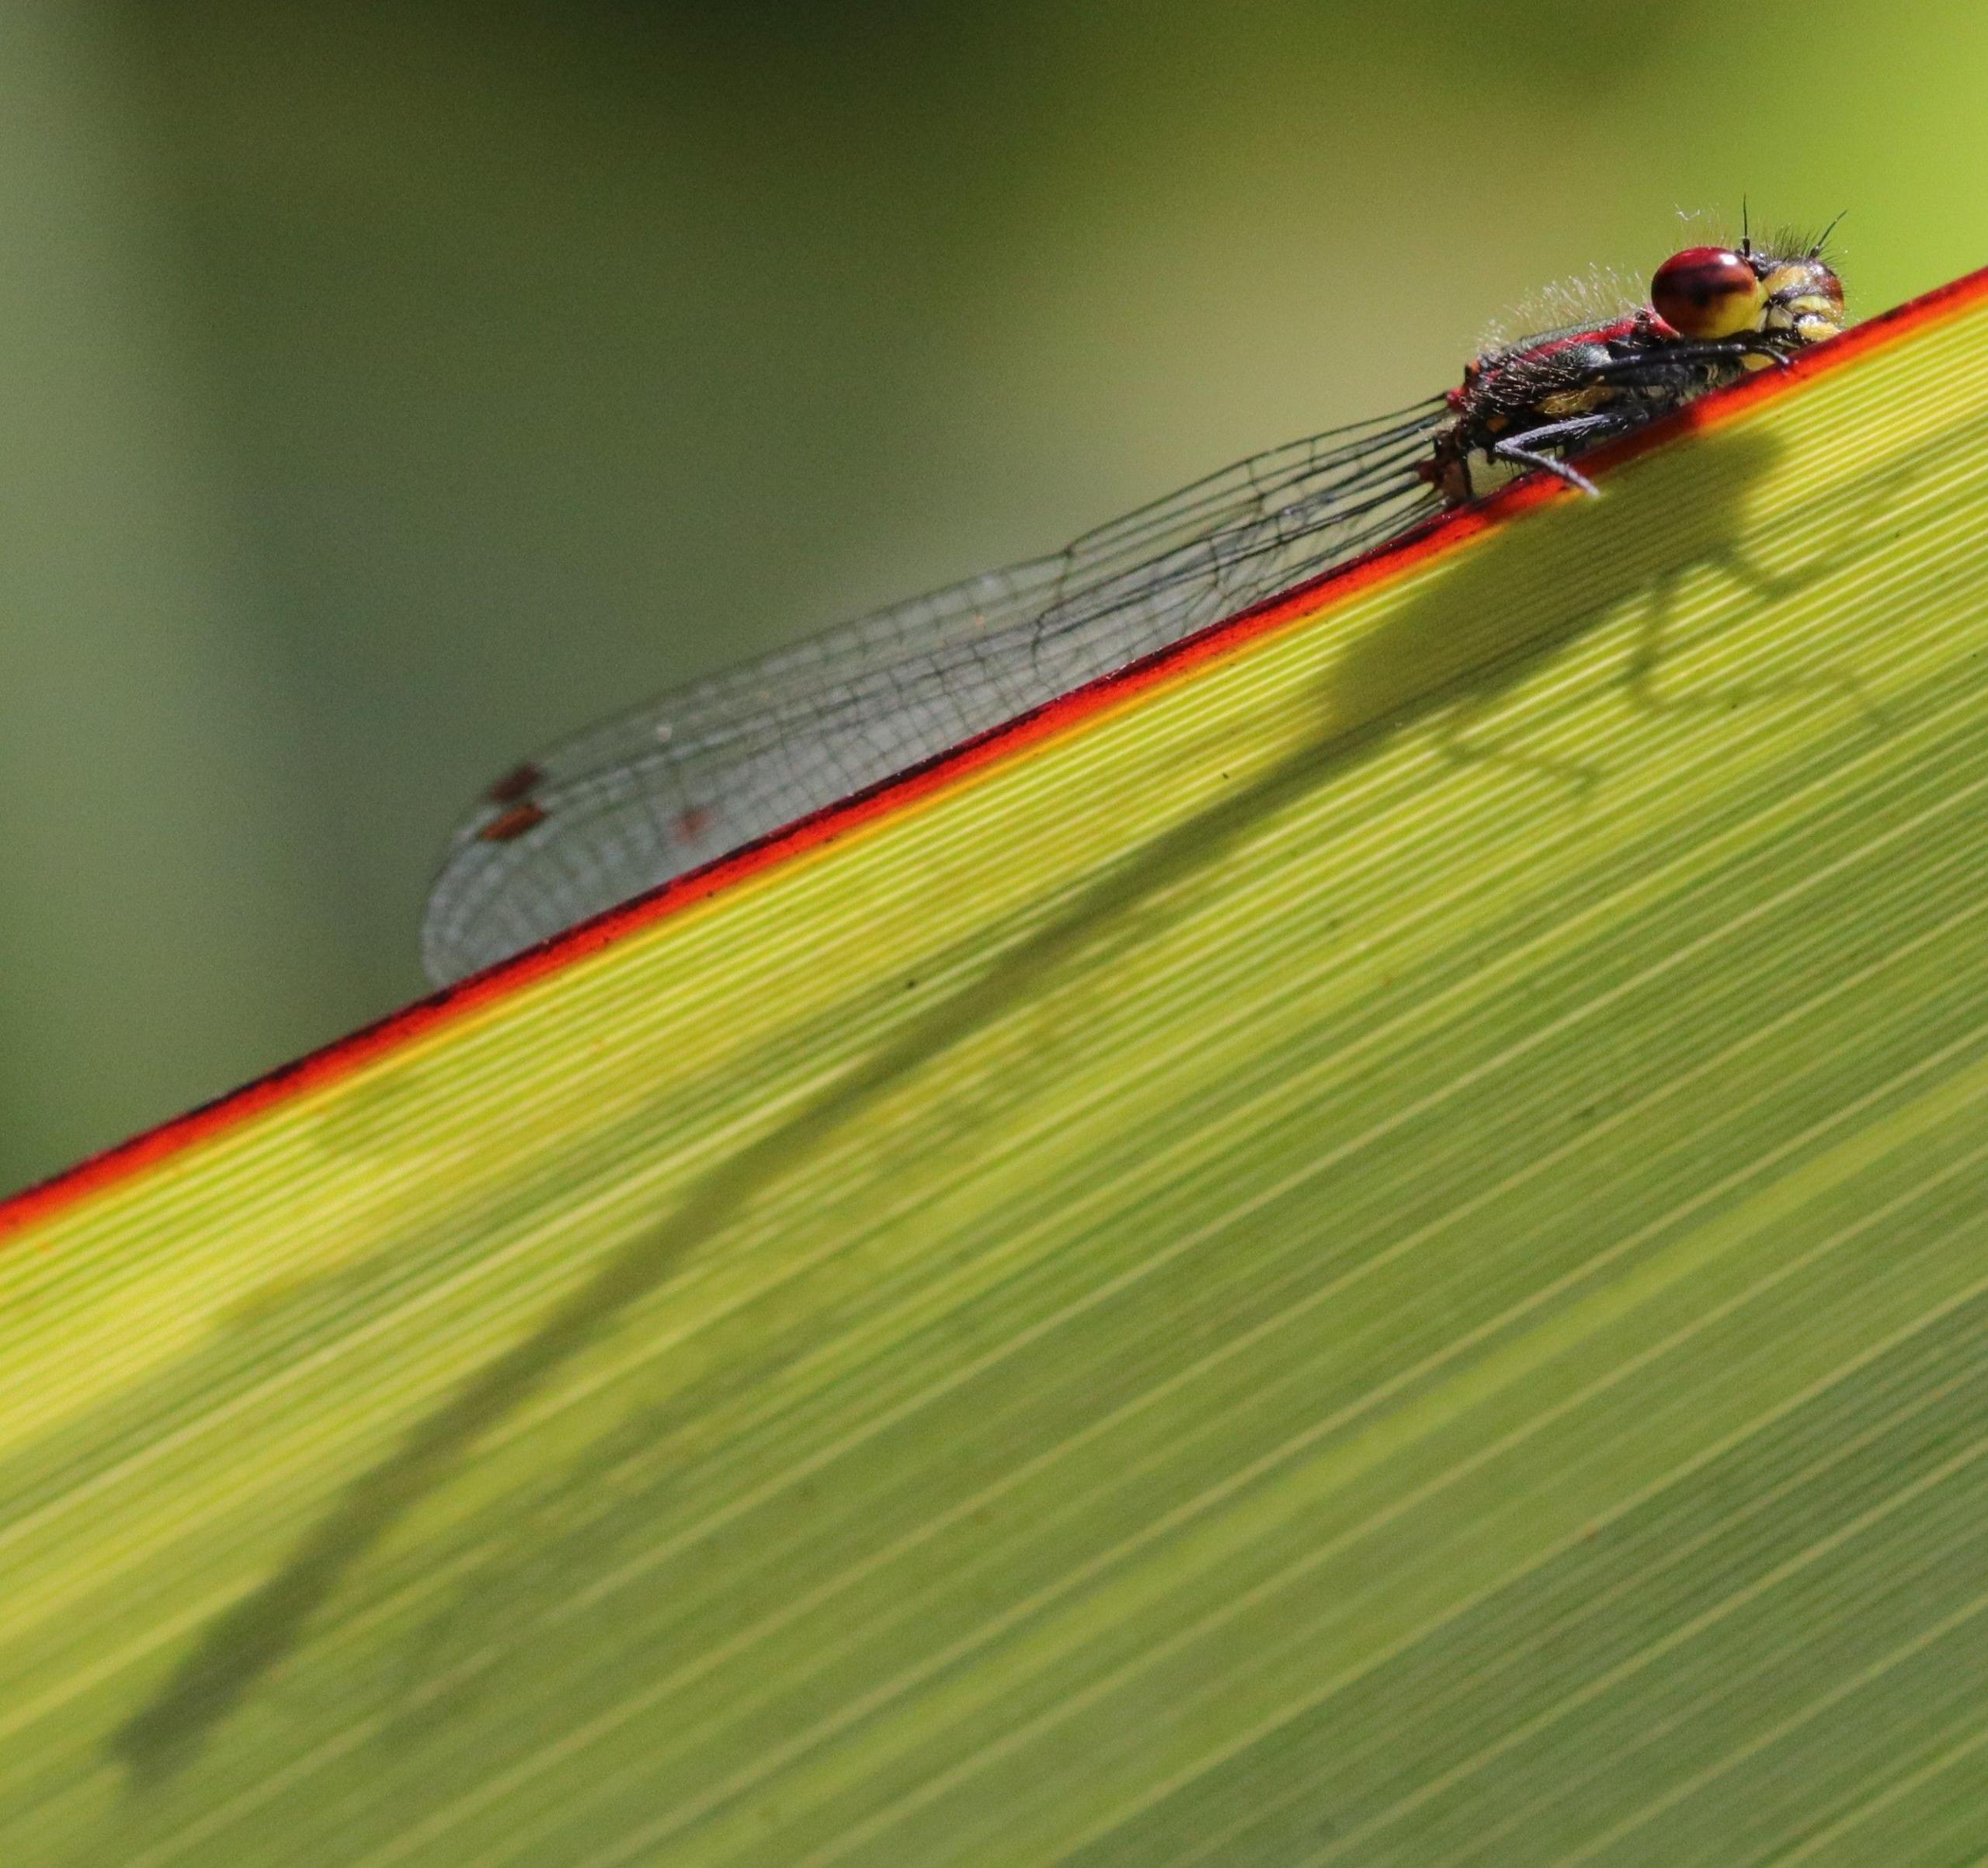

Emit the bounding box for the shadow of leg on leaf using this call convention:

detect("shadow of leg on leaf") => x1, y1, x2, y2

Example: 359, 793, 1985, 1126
1617, 408, 1988, 732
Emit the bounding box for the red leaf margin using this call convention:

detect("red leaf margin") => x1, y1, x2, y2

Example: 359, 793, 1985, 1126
6, 259, 1986, 1243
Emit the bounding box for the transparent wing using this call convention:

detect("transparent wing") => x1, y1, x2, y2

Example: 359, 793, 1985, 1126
421, 396, 1447, 983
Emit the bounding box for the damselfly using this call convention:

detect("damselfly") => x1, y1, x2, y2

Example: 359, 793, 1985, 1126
422, 227, 1846, 984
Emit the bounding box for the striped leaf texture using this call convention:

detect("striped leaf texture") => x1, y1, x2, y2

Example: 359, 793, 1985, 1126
4, 265, 1987, 1866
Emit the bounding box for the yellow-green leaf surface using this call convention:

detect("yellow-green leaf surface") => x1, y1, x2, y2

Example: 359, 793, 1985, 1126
6, 272, 1988, 1867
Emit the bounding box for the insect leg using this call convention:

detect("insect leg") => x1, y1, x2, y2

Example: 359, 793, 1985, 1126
1487, 415, 1619, 496
1587, 337, 1790, 382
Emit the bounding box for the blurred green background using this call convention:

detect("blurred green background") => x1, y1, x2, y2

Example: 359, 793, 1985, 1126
2, 0, 1983, 1200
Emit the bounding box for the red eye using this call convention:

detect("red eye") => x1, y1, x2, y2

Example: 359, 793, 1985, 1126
1651, 246, 1768, 340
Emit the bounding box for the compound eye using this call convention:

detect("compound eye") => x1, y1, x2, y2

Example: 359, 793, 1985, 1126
1651, 246, 1768, 339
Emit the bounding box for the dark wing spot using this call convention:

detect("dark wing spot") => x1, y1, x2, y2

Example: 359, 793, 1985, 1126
478, 800, 548, 843
485, 762, 544, 806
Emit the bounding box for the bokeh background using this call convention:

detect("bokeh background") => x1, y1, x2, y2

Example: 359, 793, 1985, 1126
2, 0, 1984, 1199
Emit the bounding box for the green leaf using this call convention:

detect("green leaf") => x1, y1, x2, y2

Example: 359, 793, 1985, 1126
5, 269, 1988, 1866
